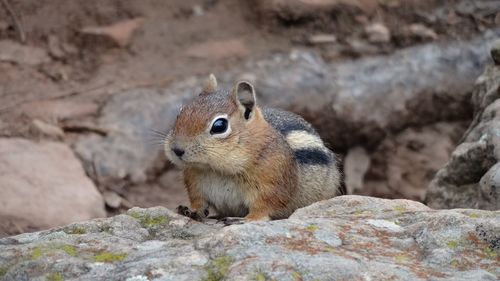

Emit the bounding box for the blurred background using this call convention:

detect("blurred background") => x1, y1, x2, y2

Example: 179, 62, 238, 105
1, 0, 499, 237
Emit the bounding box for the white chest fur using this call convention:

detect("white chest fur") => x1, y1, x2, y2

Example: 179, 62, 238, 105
197, 172, 249, 217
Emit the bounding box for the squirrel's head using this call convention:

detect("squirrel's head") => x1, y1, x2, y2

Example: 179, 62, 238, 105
165, 74, 261, 174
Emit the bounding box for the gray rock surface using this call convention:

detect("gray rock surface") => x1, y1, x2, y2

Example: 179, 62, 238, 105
0, 196, 498, 281
0, 138, 106, 236
427, 50, 500, 210
74, 31, 500, 185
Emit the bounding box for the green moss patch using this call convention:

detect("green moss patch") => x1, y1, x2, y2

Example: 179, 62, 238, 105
128, 211, 169, 228
394, 254, 409, 263
291, 271, 303, 281
30, 244, 79, 260
31, 247, 43, 260
255, 273, 267, 281
254, 269, 275, 281
483, 247, 498, 259
204, 256, 233, 281
446, 240, 459, 250
94, 251, 127, 263
393, 205, 406, 212
305, 225, 319, 232
47, 272, 64, 281
255, 272, 271, 281
62, 245, 77, 257
0, 267, 8, 277
467, 213, 480, 218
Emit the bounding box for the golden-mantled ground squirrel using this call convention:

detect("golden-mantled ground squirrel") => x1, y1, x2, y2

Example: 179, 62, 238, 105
165, 74, 343, 224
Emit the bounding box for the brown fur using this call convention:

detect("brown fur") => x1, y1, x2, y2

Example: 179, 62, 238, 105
165, 75, 340, 221
179, 107, 298, 220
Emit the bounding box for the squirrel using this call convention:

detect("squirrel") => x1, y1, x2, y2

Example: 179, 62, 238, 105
164, 74, 343, 224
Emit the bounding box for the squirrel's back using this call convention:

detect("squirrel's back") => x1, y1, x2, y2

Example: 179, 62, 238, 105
262, 107, 344, 218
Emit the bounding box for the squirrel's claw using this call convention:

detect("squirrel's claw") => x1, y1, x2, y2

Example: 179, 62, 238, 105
219, 217, 246, 226
176, 205, 208, 221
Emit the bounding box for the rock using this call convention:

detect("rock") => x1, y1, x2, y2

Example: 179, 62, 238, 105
426, 60, 500, 210
0, 138, 106, 235
80, 18, 145, 48
240, 31, 497, 151
47, 35, 65, 59
32, 119, 65, 138
256, 0, 378, 21
0, 196, 498, 280
407, 24, 438, 40
192, 4, 204, 17
73, 82, 197, 186
480, 163, 500, 206
184, 38, 249, 60
344, 146, 370, 194
103, 191, 123, 209
345, 37, 380, 55
74, 31, 499, 186
365, 22, 391, 43
306, 34, 337, 45
0, 40, 51, 66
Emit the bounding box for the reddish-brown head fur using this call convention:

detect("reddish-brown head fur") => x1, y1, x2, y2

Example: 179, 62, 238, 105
174, 91, 237, 138
164, 74, 269, 174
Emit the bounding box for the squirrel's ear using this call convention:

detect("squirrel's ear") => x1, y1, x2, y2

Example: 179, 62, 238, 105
233, 81, 256, 120
201, 73, 218, 95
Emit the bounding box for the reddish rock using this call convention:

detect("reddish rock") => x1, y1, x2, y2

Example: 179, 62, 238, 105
0, 138, 105, 233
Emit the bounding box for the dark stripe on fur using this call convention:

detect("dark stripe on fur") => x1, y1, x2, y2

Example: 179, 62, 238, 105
262, 107, 318, 137
294, 148, 331, 165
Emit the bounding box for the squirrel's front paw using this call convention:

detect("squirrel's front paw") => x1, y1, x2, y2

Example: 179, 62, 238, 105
176, 205, 208, 221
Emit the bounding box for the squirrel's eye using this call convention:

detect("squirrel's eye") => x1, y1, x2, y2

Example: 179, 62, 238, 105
210, 118, 228, 135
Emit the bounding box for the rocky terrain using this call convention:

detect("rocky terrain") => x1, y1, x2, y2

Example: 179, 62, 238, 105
426, 42, 500, 210
0, 0, 500, 236
0, 195, 498, 281
1, 2, 500, 279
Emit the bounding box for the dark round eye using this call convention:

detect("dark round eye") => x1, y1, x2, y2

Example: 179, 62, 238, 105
210, 118, 228, 135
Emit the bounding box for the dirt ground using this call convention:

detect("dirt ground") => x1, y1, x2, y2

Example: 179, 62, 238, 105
1, 0, 498, 234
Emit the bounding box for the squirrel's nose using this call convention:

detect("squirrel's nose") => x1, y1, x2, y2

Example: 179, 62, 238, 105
172, 147, 185, 158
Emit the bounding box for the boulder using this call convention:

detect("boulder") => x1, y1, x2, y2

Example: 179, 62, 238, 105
0, 138, 106, 236
255, 0, 378, 21
74, 31, 500, 186
0, 196, 498, 280
426, 48, 500, 210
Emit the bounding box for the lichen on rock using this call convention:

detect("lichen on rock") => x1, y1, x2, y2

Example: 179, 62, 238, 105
0, 196, 498, 280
